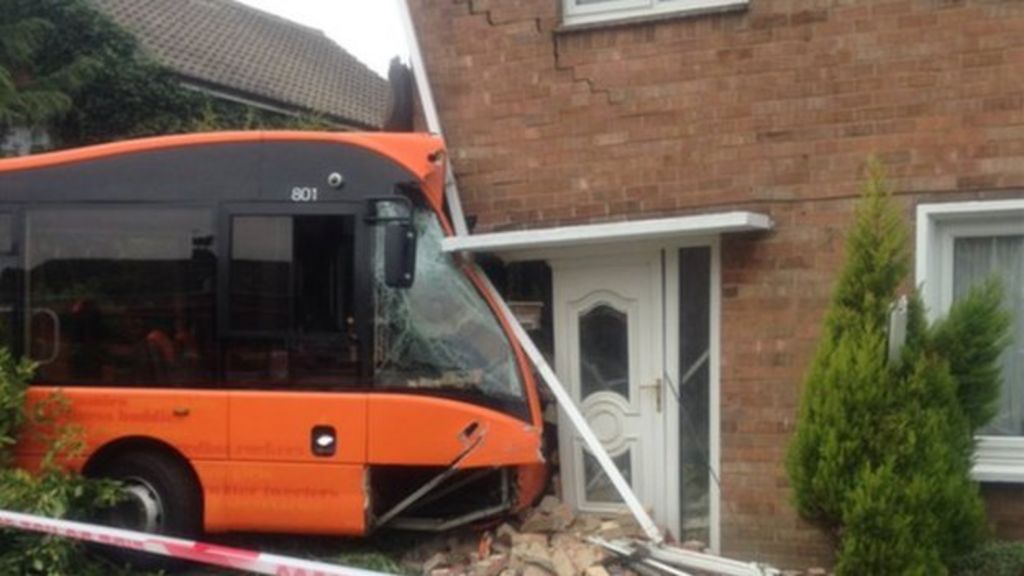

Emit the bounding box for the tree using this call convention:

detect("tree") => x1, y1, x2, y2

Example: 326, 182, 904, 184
0, 1, 100, 134
1, 0, 329, 154
786, 159, 1011, 574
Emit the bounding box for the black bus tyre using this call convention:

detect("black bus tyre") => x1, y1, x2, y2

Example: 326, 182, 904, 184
92, 450, 202, 571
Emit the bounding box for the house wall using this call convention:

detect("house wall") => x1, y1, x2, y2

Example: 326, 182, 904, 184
407, 0, 1024, 567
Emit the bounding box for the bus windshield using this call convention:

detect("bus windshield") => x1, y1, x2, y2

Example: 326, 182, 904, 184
373, 209, 525, 410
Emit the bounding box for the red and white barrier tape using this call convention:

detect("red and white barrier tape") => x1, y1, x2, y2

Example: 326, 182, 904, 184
0, 509, 395, 576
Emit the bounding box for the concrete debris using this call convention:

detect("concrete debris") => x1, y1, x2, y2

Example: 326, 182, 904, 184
405, 496, 634, 576
405, 495, 796, 576
424, 552, 450, 573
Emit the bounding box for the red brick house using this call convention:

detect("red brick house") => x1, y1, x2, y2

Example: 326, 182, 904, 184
406, 0, 1024, 569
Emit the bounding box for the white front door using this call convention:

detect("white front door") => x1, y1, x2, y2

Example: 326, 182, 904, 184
553, 252, 673, 523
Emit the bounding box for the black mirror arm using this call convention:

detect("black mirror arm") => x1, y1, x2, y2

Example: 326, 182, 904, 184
365, 195, 414, 226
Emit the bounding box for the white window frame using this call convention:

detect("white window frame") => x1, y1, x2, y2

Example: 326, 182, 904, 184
916, 199, 1024, 483
561, 0, 749, 28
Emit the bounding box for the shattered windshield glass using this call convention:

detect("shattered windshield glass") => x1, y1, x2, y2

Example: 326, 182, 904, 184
373, 210, 525, 404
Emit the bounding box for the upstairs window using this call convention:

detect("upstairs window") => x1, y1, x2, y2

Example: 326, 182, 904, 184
562, 0, 749, 27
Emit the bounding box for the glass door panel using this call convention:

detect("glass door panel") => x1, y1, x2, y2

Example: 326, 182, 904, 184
223, 209, 361, 389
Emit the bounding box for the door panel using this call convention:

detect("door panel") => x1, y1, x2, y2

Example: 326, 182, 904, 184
554, 254, 664, 515
221, 203, 371, 534
228, 392, 367, 463
220, 461, 366, 535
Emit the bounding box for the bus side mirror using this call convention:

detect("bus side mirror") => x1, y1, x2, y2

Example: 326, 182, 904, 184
385, 223, 417, 288
367, 196, 417, 289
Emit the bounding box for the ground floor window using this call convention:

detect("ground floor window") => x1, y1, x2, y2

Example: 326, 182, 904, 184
918, 200, 1024, 481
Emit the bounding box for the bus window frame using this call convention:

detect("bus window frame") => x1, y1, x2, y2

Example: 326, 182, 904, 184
0, 205, 24, 360
217, 201, 374, 387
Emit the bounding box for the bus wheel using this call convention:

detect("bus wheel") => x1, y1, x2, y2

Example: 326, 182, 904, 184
94, 451, 201, 570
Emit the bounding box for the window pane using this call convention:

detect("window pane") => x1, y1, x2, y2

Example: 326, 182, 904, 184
0, 214, 12, 254
0, 256, 17, 350
579, 305, 630, 401
27, 209, 216, 385
679, 246, 711, 544
373, 210, 526, 415
226, 214, 359, 388
953, 235, 1024, 436
0, 215, 16, 349
583, 449, 632, 503
230, 216, 293, 332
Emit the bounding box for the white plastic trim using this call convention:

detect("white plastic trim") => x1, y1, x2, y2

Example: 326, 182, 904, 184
562, 0, 749, 28
916, 199, 1024, 482
442, 212, 772, 254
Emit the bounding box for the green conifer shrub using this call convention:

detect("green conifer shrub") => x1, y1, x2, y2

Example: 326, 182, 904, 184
786, 159, 1011, 574
0, 348, 121, 575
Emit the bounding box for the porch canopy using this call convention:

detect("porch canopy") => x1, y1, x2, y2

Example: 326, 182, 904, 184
441, 211, 773, 255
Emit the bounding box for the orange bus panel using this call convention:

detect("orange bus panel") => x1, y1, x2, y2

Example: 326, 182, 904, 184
228, 392, 368, 464
366, 394, 543, 468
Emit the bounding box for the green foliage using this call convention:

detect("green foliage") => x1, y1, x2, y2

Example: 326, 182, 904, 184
786, 158, 1011, 575
1, 0, 330, 153
0, 348, 122, 575
930, 279, 1012, 432
951, 541, 1024, 576
787, 159, 911, 524
0, 2, 100, 131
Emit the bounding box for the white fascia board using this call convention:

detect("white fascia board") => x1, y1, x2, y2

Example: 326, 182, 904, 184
441, 211, 773, 254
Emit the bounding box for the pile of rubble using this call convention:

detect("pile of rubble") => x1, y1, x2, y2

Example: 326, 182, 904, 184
403, 496, 676, 576
401, 495, 835, 576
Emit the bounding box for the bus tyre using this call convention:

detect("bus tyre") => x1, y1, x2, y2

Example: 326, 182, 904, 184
94, 451, 201, 571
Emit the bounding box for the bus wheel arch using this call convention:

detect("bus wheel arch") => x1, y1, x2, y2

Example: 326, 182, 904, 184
83, 437, 204, 539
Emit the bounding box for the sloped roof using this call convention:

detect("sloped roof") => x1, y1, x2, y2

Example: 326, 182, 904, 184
89, 0, 391, 128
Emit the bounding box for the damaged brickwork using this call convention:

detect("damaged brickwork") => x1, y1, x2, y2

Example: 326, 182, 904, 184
406, 0, 1024, 568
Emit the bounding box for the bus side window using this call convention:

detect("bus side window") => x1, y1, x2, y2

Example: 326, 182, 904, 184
25, 209, 217, 386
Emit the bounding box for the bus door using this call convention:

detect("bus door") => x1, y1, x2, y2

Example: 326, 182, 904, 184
220, 203, 369, 534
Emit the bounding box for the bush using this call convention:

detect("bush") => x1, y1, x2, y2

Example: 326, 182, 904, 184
786, 159, 1010, 575
0, 348, 121, 575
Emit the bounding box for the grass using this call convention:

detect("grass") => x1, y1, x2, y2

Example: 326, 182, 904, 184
142, 533, 416, 575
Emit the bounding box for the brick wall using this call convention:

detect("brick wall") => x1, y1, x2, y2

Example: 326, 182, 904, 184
407, 0, 1024, 568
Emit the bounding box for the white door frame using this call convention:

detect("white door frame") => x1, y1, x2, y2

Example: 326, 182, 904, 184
542, 237, 721, 550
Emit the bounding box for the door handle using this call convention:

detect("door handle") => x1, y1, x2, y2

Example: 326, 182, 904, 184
641, 378, 663, 413
311, 425, 337, 457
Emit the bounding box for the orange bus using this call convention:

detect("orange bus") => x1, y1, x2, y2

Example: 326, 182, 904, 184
0, 132, 546, 541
